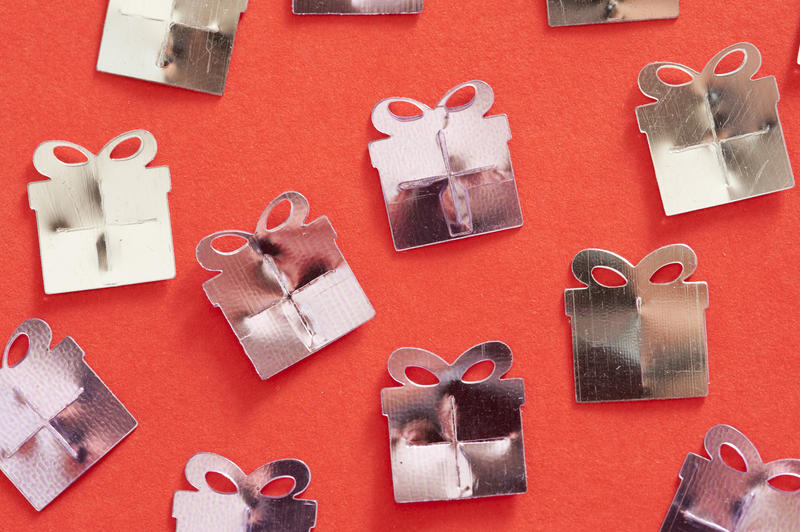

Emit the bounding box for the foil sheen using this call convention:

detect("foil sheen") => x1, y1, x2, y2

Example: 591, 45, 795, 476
173, 453, 317, 531
0, 319, 137, 511
637, 42, 794, 215
369, 80, 523, 250
661, 425, 800, 531
547, 0, 678, 27
381, 342, 526, 502
97, 0, 248, 94
565, 244, 709, 403
197, 191, 375, 380
293, 0, 421, 14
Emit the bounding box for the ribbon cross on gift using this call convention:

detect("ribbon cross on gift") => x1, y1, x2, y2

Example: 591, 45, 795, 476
661, 425, 800, 531
197, 191, 374, 380
173, 453, 317, 531
636, 42, 794, 215
0, 320, 83, 462
381, 342, 526, 502
29, 130, 175, 294
369, 80, 523, 250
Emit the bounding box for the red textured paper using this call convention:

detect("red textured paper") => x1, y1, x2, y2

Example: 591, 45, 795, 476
2, 1, 800, 530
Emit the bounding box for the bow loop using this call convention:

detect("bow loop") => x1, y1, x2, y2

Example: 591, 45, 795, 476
196, 230, 255, 272
254, 191, 310, 240
387, 347, 450, 386
705, 425, 764, 474
701, 42, 761, 82
2, 319, 53, 370
371, 97, 434, 135
32, 130, 157, 183
571, 249, 635, 288
436, 80, 495, 117
248, 459, 311, 498
637, 62, 699, 101
764, 459, 800, 487
184, 453, 247, 493
634, 244, 697, 286
451, 341, 512, 382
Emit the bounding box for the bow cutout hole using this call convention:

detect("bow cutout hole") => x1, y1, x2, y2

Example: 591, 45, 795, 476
720, 443, 748, 472
444, 85, 476, 111
261, 476, 296, 498
591, 267, 627, 287
5, 334, 29, 368
388, 101, 425, 119
109, 137, 142, 160
205, 472, 238, 493
649, 263, 683, 284
266, 199, 292, 231
768, 474, 800, 493
54, 145, 89, 164
211, 234, 249, 254
714, 50, 746, 76
405, 366, 439, 386
656, 66, 694, 87
462, 360, 495, 383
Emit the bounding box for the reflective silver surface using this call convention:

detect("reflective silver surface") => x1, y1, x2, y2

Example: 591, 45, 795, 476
381, 342, 526, 503
293, 0, 421, 14
547, 0, 678, 27
661, 425, 800, 531
637, 42, 794, 216
565, 244, 708, 403
369, 80, 523, 251
0, 319, 137, 511
173, 453, 317, 531
29, 130, 176, 294
197, 191, 375, 380
97, 0, 248, 95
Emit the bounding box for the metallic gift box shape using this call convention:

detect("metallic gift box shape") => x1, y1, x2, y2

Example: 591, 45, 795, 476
293, 0, 421, 14
565, 244, 709, 403
661, 425, 800, 531
197, 191, 375, 380
173, 453, 317, 531
97, 0, 247, 95
0, 319, 137, 511
636, 42, 794, 216
369, 80, 523, 250
381, 342, 526, 502
547, 0, 678, 27
29, 130, 176, 294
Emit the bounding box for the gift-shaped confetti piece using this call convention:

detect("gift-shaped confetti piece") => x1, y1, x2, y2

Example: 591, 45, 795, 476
381, 342, 526, 502
661, 425, 800, 531
547, 0, 678, 27
197, 191, 375, 380
565, 244, 709, 402
293, 0, 422, 14
0, 319, 137, 510
636, 42, 794, 215
173, 453, 317, 531
369, 80, 523, 250
29, 130, 176, 294
97, 0, 248, 95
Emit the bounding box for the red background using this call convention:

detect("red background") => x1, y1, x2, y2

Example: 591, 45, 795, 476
2, 1, 800, 530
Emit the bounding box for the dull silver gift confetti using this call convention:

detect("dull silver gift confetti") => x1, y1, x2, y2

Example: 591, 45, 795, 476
173, 453, 317, 531
381, 341, 526, 502
0, 319, 137, 510
661, 425, 800, 531
547, 0, 678, 27
97, 0, 248, 95
565, 244, 709, 403
637, 42, 794, 215
197, 191, 375, 380
29, 130, 175, 294
369, 80, 523, 250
